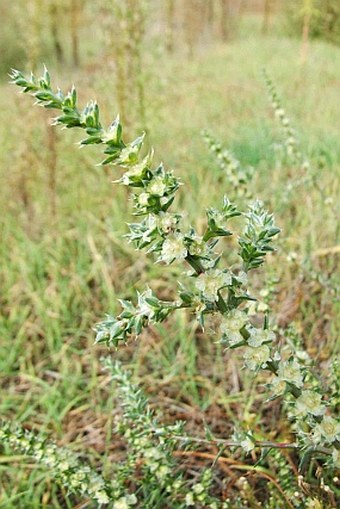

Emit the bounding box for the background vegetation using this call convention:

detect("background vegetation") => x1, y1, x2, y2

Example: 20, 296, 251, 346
0, 0, 339, 507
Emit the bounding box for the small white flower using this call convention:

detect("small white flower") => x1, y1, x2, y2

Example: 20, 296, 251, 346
236, 271, 248, 285
138, 192, 149, 206
148, 177, 166, 196
257, 301, 268, 312
188, 234, 207, 257
126, 494, 137, 506
277, 360, 304, 388
185, 492, 195, 506
294, 390, 325, 416
275, 108, 285, 119
313, 416, 340, 444
220, 309, 247, 345
158, 212, 178, 233
156, 465, 170, 480
137, 289, 155, 319
270, 376, 286, 396
143, 447, 163, 460
95, 490, 110, 504
193, 483, 204, 494
195, 269, 231, 302
58, 461, 70, 471
247, 328, 275, 348
243, 345, 271, 371
113, 495, 137, 509
118, 145, 139, 165
306, 499, 323, 509
160, 235, 187, 264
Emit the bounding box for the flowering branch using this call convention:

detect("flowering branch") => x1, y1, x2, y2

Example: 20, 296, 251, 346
10, 68, 279, 346
10, 68, 339, 474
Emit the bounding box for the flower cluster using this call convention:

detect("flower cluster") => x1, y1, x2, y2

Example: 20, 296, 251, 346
203, 130, 254, 199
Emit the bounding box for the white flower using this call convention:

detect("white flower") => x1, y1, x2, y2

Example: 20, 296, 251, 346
118, 145, 139, 165
148, 177, 166, 196
243, 345, 271, 371
158, 212, 178, 233
277, 360, 304, 388
195, 269, 231, 302
247, 328, 275, 348
113, 495, 137, 509
156, 465, 170, 480
193, 483, 204, 494
294, 390, 325, 416
95, 490, 110, 504
138, 192, 149, 206
275, 108, 285, 119
160, 235, 187, 264
137, 289, 155, 319
306, 499, 323, 509
120, 150, 153, 183
185, 492, 195, 506
220, 309, 247, 345
313, 416, 340, 444
143, 447, 163, 460
58, 461, 70, 471
188, 234, 207, 257
270, 376, 286, 396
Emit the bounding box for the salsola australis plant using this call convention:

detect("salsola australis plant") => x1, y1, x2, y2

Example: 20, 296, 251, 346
263, 68, 336, 212
6, 67, 340, 506
202, 129, 254, 200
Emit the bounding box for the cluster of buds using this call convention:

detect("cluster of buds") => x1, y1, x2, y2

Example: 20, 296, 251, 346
202, 130, 254, 199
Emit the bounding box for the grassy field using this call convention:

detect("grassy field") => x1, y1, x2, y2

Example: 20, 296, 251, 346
0, 16, 339, 508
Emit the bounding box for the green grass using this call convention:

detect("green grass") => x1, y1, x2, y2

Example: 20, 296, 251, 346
0, 16, 339, 508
